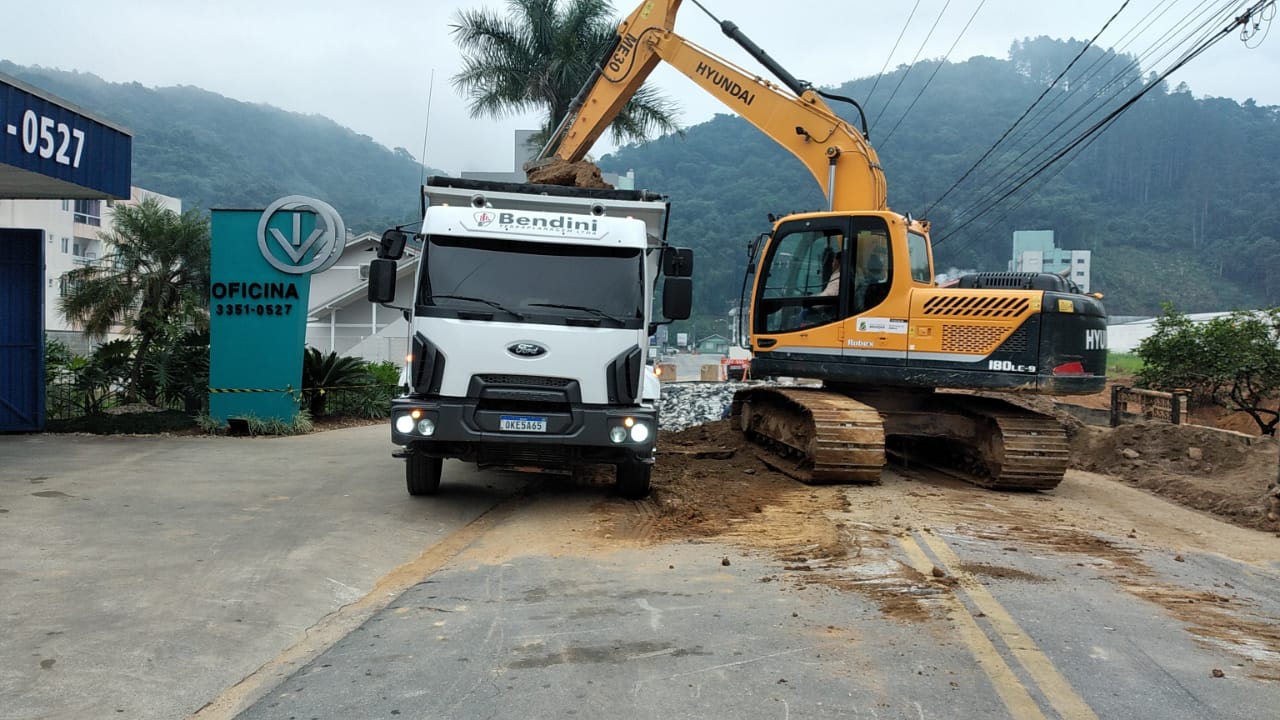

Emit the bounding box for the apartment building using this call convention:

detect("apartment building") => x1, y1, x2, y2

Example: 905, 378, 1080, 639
0, 186, 181, 351
1009, 229, 1092, 293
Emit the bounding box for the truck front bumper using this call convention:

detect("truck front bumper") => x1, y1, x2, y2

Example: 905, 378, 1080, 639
390, 397, 657, 469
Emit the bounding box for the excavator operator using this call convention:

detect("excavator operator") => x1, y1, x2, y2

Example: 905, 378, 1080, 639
820, 250, 843, 297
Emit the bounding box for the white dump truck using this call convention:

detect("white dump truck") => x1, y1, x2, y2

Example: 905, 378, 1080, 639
367, 176, 692, 499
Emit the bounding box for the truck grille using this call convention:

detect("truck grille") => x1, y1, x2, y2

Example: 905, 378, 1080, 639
478, 445, 569, 469
477, 374, 572, 387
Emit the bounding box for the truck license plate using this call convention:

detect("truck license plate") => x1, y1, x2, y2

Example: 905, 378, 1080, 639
500, 415, 547, 432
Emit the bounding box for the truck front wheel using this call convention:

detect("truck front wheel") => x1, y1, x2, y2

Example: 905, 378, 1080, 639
406, 453, 443, 496
615, 462, 652, 500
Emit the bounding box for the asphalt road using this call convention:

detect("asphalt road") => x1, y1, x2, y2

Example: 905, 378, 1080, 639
0, 426, 521, 720
2, 427, 1278, 719
233, 483, 1280, 720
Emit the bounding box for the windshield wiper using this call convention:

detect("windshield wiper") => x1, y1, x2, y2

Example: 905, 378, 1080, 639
424, 294, 524, 320
527, 302, 628, 326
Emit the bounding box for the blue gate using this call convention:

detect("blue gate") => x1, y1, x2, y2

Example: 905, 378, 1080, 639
0, 229, 44, 432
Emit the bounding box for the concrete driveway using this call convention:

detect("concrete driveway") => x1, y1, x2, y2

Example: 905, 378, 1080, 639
0, 426, 520, 720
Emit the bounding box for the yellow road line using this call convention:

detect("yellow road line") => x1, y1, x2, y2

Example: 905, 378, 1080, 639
897, 534, 1048, 720
189, 498, 520, 720
918, 532, 1099, 720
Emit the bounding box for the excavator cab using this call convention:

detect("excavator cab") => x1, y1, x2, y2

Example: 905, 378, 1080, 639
751, 212, 912, 339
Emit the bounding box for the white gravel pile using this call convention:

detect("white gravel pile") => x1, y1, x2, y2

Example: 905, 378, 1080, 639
657, 381, 751, 432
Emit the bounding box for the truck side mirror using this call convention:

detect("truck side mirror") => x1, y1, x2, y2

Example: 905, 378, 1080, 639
367, 258, 398, 303
662, 247, 694, 278
378, 229, 408, 260
662, 277, 692, 320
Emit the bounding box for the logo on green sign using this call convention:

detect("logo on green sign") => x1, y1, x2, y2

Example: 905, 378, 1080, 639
256, 195, 346, 274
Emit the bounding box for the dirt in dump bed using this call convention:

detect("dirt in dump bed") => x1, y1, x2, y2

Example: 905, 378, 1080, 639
524, 158, 613, 188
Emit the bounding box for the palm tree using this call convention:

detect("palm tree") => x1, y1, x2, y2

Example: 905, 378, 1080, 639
450, 0, 681, 152
61, 197, 210, 404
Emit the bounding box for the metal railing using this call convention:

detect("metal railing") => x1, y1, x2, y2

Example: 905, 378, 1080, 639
44, 382, 191, 421
1110, 386, 1187, 427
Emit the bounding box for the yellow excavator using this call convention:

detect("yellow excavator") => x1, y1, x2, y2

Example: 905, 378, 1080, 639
534, 0, 1108, 490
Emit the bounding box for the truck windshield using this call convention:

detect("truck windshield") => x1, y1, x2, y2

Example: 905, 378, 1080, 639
420, 235, 644, 326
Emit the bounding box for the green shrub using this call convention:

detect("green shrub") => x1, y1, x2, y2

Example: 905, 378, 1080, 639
366, 360, 401, 386
141, 328, 209, 414
1136, 304, 1280, 435
195, 414, 224, 433
194, 411, 316, 436
301, 348, 372, 417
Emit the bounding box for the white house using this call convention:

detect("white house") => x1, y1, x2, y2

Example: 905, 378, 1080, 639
305, 232, 418, 364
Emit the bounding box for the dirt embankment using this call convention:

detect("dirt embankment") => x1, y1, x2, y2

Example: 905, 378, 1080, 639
977, 382, 1280, 532
1070, 421, 1279, 531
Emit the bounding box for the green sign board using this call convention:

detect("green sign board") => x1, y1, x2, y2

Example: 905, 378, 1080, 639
209, 197, 345, 423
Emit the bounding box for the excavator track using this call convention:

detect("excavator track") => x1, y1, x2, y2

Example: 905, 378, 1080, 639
950, 397, 1071, 490
731, 387, 1071, 491
730, 387, 885, 484
886, 395, 1071, 491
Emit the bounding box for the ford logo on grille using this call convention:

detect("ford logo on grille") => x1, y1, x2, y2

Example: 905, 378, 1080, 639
508, 342, 547, 358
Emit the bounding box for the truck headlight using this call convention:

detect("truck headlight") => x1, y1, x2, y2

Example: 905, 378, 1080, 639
629, 422, 650, 443
395, 414, 415, 434
417, 418, 436, 436
609, 426, 628, 443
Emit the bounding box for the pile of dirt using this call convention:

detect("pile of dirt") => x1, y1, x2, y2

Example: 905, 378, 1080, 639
617, 421, 950, 621
1070, 422, 1279, 531
643, 421, 840, 544
523, 158, 612, 188
604, 415, 1278, 630
958, 386, 1280, 532
640, 411, 1279, 536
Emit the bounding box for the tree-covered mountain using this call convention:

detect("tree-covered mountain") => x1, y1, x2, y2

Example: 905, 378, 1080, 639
6, 35, 1278, 318
598, 38, 1280, 317
1, 62, 438, 232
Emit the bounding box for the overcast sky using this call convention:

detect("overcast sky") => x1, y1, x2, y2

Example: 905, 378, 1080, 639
5, 1, 1278, 176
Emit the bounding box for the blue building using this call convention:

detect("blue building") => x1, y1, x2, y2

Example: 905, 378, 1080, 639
0, 72, 133, 431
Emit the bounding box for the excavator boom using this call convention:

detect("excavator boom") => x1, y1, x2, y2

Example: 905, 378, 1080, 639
542, 0, 886, 211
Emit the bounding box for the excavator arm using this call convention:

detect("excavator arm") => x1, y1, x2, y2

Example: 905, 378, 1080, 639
541, 0, 887, 211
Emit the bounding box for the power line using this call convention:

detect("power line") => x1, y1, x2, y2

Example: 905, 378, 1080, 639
870, 0, 952, 131
935, 0, 1272, 248
881, 0, 988, 149
936, 1, 1246, 247
923, 1, 1131, 214
864, 1, 922, 110
941, 0, 1222, 227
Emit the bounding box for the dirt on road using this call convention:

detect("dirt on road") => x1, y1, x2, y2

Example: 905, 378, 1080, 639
591, 414, 1280, 680
646, 406, 1279, 540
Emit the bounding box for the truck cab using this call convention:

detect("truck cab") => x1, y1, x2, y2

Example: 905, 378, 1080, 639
368, 177, 692, 498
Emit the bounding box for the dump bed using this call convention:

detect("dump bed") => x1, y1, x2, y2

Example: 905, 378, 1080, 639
423, 176, 670, 249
